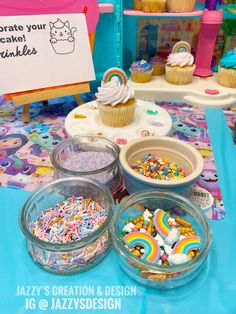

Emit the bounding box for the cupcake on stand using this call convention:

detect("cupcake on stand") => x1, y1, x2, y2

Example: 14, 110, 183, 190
217, 48, 236, 88
130, 60, 153, 83
165, 41, 196, 85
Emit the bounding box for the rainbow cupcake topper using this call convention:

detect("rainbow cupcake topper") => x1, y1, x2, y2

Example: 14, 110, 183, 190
172, 41, 191, 54
153, 209, 172, 238
123, 232, 160, 263
172, 236, 201, 255
103, 67, 128, 85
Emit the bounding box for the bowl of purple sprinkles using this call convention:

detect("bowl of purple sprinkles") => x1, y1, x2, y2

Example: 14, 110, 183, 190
50, 135, 122, 194
19, 177, 114, 274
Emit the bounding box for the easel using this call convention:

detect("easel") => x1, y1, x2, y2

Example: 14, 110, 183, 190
1, 0, 99, 122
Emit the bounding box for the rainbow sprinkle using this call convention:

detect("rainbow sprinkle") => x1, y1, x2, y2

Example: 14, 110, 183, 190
131, 154, 186, 180
172, 236, 201, 255
153, 209, 172, 238
124, 232, 160, 263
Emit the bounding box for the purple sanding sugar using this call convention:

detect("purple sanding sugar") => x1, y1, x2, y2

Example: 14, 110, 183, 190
60, 151, 120, 191
63, 151, 115, 172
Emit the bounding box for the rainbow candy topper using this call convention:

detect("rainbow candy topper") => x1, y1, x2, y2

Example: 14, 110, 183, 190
153, 209, 172, 238
172, 41, 191, 54
123, 232, 160, 263
103, 67, 128, 85
172, 236, 201, 255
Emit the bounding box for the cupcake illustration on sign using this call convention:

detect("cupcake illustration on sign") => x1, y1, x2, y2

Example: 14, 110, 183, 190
49, 18, 77, 55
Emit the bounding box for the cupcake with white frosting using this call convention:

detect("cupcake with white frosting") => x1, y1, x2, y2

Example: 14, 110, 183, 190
96, 76, 136, 127
165, 41, 196, 85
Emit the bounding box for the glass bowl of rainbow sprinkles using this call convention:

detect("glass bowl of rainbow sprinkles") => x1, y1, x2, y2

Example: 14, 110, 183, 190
112, 190, 211, 289
19, 177, 114, 274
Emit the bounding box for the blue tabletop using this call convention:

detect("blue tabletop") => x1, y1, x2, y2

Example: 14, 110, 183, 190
0, 108, 236, 314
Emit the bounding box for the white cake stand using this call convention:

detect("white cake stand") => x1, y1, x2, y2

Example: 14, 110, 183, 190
128, 74, 236, 108
65, 100, 173, 146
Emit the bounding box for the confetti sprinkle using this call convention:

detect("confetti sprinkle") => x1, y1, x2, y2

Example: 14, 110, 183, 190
146, 109, 158, 115
130, 154, 186, 180
74, 114, 87, 119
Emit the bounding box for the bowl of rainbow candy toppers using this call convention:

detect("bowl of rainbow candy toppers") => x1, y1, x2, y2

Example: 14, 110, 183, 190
119, 136, 204, 196
19, 177, 114, 274
112, 190, 212, 289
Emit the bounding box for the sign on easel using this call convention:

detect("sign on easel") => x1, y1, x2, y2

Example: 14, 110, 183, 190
0, 14, 95, 94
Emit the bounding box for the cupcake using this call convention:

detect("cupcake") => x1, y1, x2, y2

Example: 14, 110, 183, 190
142, 0, 166, 13
96, 77, 136, 127
150, 55, 166, 75
165, 41, 196, 85
133, 0, 142, 10
166, 0, 196, 12
217, 49, 236, 88
130, 60, 153, 83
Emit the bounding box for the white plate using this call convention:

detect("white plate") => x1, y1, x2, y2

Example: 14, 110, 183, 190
65, 100, 173, 146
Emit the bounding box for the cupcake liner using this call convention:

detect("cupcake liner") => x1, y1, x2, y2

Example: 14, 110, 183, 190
166, 0, 196, 12
165, 65, 196, 85
131, 70, 153, 83
134, 0, 142, 10
98, 99, 136, 127
142, 0, 166, 13
217, 66, 236, 88
152, 64, 165, 76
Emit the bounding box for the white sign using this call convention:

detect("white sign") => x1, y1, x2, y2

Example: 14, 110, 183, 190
0, 14, 95, 94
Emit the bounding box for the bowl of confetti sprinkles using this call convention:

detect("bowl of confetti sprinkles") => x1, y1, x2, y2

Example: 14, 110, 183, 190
19, 177, 114, 274
112, 190, 211, 289
50, 135, 121, 194
119, 136, 204, 195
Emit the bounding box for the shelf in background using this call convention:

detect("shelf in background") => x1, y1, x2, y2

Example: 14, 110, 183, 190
123, 8, 203, 18
99, 3, 114, 14
128, 74, 236, 108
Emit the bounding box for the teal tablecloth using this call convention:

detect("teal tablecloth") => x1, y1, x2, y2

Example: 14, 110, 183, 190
0, 108, 236, 314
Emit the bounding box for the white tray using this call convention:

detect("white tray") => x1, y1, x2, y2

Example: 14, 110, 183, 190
65, 100, 173, 146
128, 74, 236, 108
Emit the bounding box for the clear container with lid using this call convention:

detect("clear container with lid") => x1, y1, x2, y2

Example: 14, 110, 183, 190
19, 177, 114, 275
50, 135, 122, 194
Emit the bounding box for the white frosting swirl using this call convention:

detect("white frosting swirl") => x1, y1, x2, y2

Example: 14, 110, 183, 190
167, 52, 194, 67
95, 77, 134, 106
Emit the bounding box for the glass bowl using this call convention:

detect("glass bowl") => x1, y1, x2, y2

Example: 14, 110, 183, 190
19, 177, 114, 275
50, 135, 122, 194
112, 190, 211, 289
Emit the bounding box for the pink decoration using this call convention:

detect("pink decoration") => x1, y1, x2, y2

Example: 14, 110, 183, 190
205, 89, 220, 95
161, 254, 168, 262
0, 0, 99, 34
194, 9, 223, 77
